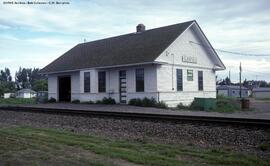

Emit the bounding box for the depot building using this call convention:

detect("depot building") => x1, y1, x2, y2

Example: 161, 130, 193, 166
40, 20, 225, 107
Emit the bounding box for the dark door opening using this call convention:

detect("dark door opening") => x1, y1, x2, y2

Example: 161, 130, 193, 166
58, 76, 71, 102
119, 70, 127, 104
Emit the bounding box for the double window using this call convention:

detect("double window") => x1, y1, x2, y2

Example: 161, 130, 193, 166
136, 68, 144, 92
176, 69, 183, 91
198, 71, 203, 91
84, 72, 91, 93
98, 71, 106, 92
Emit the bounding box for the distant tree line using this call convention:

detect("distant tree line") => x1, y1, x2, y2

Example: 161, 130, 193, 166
217, 76, 270, 89
0, 67, 47, 96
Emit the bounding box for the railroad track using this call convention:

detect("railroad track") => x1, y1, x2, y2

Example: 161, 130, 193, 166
1, 105, 270, 128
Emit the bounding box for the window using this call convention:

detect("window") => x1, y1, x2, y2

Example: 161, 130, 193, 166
98, 71, 106, 92
198, 71, 203, 91
84, 72, 90, 93
176, 69, 183, 91
187, 70, 193, 81
136, 68, 144, 92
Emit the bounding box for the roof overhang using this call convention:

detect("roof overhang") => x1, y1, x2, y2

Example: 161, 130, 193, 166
39, 61, 166, 75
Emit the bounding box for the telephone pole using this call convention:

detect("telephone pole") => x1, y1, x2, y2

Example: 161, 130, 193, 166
239, 62, 242, 98
229, 69, 231, 85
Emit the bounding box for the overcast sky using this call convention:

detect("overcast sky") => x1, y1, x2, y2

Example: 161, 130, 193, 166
0, 0, 270, 82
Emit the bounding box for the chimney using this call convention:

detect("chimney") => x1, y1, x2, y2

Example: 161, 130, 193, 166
136, 24, 145, 33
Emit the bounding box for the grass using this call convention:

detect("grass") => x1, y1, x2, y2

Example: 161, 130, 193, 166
0, 126, 269, 166
209, 97, 242, 113
176, 96, 255, 113
0, 98, 36, 105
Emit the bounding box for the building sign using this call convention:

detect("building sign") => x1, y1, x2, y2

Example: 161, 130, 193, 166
182, 55, 197, 64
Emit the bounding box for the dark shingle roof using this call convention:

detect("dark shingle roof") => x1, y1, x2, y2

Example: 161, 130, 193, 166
40, 21, 194, 73
217, 85, 248, 90
253, 88, 270, 92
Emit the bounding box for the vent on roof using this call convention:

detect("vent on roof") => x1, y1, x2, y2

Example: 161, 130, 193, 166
136, 24, 145, 33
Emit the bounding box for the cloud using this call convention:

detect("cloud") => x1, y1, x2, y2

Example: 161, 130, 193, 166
0, 0, 270, 81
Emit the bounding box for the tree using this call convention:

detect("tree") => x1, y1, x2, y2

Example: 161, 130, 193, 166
32, 79, 48, 91
0, 68, 15, 97
224, 77, 231, 85
0, 68, 12, 82
243, 79, 248, 87
15, 67, 47, 90
217, 76, 231, 85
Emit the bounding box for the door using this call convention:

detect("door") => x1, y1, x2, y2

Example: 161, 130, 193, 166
119, 70, 127, 104
58, 76, 71, 102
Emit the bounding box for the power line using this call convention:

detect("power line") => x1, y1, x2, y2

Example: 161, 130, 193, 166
189, 41, 270, 57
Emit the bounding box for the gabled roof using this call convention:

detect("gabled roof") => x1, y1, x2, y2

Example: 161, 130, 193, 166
16, 89, 36, 94
40, 21, 194, 74
217, 85, 248, 90
40, 20, 225, 74
253, 88, 270, 92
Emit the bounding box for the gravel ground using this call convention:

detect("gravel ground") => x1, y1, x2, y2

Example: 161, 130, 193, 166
0, 110, 270, 157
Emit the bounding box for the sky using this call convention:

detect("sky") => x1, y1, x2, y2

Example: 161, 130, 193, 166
0, 0, 270, 82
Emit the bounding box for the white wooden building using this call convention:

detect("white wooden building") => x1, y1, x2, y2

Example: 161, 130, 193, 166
16, 89, 37, 98
253, 88, 270, 99
217, 85, 249, 98
40, 20, 225, 107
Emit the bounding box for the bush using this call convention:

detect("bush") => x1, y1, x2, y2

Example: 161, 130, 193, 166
95, 97, 116, 104
95, 100, 102, 104
48, 97, 56, 103
156, 101, 168, 108
128, 98, 142, 106
128, 98, 167, 108
177, 103, 189, 109
101, 97, 116, 104
142, 97, 157, 107
71, 99, 80, 104
128, 98, 137, 106
212, 97, 240, 112
81, 100, 95, 104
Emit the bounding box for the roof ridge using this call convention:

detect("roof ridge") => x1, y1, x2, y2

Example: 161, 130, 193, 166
78, 20, 195, 46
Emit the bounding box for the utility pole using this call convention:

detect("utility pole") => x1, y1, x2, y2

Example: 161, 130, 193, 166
229, 69, 231, 85
239, 62, 242, 98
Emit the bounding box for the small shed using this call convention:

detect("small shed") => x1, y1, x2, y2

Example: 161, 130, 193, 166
217, 85, 249, 98
253, 88, 270, 99
4, 93, 15, 99
16, 89, 37, 98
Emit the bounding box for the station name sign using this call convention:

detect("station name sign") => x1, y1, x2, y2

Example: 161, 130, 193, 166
182, 55, 197, 64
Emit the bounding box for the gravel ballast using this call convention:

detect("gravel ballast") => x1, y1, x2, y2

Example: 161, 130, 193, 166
0, 109, 269, 156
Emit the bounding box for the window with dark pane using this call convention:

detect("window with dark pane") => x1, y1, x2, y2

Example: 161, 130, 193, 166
176, 69, 183, 91
198, 71, 203, 91
136, 68, 144, 92
98, 71, 106, 92
84, 72, 90, 93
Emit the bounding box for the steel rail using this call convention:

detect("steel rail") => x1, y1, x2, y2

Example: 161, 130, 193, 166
0, 105, 270, 128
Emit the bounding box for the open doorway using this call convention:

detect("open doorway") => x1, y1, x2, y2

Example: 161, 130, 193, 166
58, 76, 71, 102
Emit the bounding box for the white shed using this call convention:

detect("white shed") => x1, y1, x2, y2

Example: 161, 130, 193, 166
4, 93, 15, 99
16, 89, 37, 98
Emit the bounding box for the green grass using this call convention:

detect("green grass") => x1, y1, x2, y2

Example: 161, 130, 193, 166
0, 98, 35, 105
176, 96, 255, 113
209, 97, 241, 113
0, 126, 269, 166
